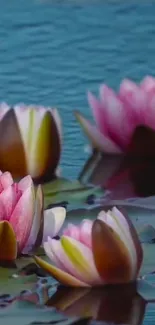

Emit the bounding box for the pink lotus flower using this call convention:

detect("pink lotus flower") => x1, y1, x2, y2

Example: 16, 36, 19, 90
0, 103, 62, 183
75, 76, 155, 153
35, 207, 143, 287
0, 171, 66, 261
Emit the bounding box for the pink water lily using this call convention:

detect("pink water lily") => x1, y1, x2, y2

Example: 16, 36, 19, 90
0, 103, 62, 182
75, 76, 155, 153
35, 207, 143, 287
0, 171, 66, 261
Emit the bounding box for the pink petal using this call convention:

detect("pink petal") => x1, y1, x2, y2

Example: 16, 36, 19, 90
47, 237, 85, 281
0, 172, 13, 193
100, 85, 133, 149
61, 236, 102, 285
140, 76, 155, 129
47, 237, 79, 276
75, 111, 122, 154
9, 185, 35, 253
119, 79, 147, 124
0, 187, 13, 221
79, 220, 93, 248
88, 91, 107, 135
18, 175, 33, 192
0, 103, 11, 120
44, 239, 69, 271
140, 76, 155, 93
63, 223, 81, 241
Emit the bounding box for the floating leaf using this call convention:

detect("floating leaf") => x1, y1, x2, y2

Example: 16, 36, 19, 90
0, 268, 37, 295
140, 243, 155, 276
43, 178, 103, 208
0, 299, 73, 325
139, 225, 155, 243
137, 279, 155, 302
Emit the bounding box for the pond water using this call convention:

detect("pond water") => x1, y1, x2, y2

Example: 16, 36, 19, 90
1, 0, 155, 179
0, 0, 155, 324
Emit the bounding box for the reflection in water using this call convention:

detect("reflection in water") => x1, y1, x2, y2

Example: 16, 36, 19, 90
46, 283, 146, 324
79, 126, 155, 199
79, 152, 155, 199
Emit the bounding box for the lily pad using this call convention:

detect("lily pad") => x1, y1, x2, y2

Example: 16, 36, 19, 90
137, 279, 155, 302
43, 178, 103, 208
140, 243, 155, 276
0, 299, 78, 325
138, 225, 155, 243
0, 268, 37, 295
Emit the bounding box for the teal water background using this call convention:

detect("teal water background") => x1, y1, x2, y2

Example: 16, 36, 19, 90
1, 0, 155, 179
0, 2, 155, 324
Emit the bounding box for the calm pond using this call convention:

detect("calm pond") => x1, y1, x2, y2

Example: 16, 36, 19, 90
0, 0, 155, 324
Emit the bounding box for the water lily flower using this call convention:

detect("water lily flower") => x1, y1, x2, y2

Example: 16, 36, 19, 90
35, 207, 143, 287
0, 171, 66, 261
75, 76, 155, 154
0, 103, 62, 182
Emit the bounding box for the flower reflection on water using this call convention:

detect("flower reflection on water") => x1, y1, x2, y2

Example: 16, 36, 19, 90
18, 282, 146, 325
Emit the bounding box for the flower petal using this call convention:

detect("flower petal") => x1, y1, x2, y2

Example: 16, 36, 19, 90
0, 108, 27, 178
79, 220, 93, 248
44, 238, 71, 272
61, 236, 102, 285
74, 111, 122, 154
140, 76, 155, 93
33, 111, 61, 182
100, 85, 130, 149
63, 223, 81, 241
0, 186, 15, 221
119, 79, 147, 126
0, 221, 17, 260
34, 255, 89, 287
0, 171, 13, 192
51, 108, 63, 144
15, 107, 61, 181
44, 241, 64, 269
0, 102, 11, 120
9, 184, 35, 253
18, 175, 33, 192
97, 207, 139, 278
92, 219, 133, 283
22, 185, 44, 253
112, 207, 143, 275
43, 207, 66, 242
88, 91, 107, 134
45, 237, 100, 285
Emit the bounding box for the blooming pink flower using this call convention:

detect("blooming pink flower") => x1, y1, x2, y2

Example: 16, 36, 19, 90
0, 171, 66, 261
35, 207, 143, 287
75, 76, 155, 153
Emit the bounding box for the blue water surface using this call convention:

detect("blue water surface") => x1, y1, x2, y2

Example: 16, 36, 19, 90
0, 1, 155, 324
0, 0, 155, 179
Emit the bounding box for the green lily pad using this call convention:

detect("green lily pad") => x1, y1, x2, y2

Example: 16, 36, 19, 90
0, 299, 78, 325
140, 243, 155, 276
43, 178, 103, 208
0, 268, 37, 295
137, 279, 155, 302
138, 225, 155, 243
